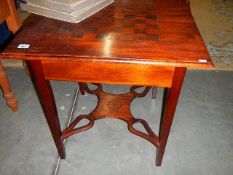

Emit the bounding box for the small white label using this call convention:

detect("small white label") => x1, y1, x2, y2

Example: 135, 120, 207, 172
198, 59, 207, 63
17, 44, 30, 49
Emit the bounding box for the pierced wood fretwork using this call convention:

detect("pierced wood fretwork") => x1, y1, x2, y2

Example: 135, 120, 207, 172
62, 83, 159, 147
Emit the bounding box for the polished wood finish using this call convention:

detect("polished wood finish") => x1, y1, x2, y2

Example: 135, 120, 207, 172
156, 67, 186, 166
0, 62, 18, 111
26, 60, 66, 159
0, 0, 213, 166
62, 84, 159, 147
42, 60, 175, 87
1, 0, 212, 69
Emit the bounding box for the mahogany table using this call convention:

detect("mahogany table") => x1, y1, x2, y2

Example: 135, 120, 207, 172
1, 0, 213, 166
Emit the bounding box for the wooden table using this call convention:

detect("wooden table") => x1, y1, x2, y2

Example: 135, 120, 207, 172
1, 0, 213, 166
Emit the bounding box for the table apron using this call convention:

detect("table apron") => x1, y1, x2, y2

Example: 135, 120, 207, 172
41, 60, 175, 87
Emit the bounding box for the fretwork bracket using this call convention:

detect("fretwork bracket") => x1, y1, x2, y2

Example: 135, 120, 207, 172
62, 83, 159, 148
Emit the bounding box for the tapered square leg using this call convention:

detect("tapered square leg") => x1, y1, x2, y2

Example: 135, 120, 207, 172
156, 67, 186, 166
26, 60, 66, 159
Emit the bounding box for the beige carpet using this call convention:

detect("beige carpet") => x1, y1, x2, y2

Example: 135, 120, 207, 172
190, 0, 233, 70
2, 0, 233, 70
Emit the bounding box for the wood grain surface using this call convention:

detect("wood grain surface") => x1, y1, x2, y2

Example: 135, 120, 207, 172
42, 60, 175, 87
1, 0, 213, 68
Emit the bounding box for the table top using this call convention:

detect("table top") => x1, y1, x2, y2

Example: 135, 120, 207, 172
1, 0, 213, 69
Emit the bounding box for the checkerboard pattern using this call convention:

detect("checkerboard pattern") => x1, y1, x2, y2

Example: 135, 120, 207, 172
69, 0, 159, 41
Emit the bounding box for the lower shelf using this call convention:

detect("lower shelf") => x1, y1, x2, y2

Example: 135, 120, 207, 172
61, 83, 159, 148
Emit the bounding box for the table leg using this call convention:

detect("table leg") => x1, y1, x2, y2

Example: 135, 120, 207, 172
156, 67, 186, 166
0, 62, 18, 111
78, 83, 86, 95
26, 60, 66, 159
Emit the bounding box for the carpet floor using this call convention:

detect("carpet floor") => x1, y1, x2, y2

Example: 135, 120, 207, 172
0, 68, 233, 175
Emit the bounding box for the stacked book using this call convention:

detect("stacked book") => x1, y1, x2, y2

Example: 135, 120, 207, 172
20, 0, 113, 23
